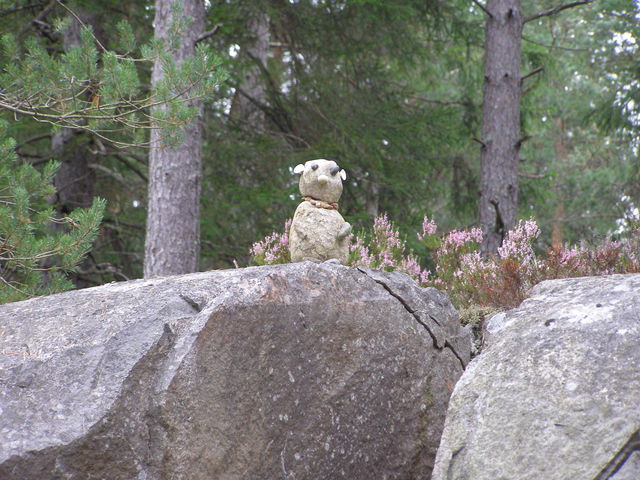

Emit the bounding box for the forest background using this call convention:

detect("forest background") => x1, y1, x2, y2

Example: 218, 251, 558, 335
0, 0, 639, 302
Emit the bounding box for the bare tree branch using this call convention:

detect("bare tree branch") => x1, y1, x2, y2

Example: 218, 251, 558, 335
17, 0, 60, 39
521, 67, 544, 83
196, 23, 221, 44
516, 135, 532, 148
524, 0, 593, 24
112, 154, 148, 183
518, 172, 547, 179
523, 36, 590, 52
0, 2, 47, 19
407, 94, 468, 107
472, 137, 487, 148
56, 0, 108, 53
15, 132, 52, 149
471, 0, 492, 17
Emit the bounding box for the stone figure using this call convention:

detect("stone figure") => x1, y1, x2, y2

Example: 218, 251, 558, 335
289, 159, 351, 264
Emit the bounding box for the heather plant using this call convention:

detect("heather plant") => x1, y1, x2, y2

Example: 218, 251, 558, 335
250, 213, 640, 311
349, 214, 431, 284
429, 226, 484, 303
249, 214, 431, 283
455, 219, 542, 308
350, 215, 403, 268
449, 220, 640, 309
544, 233, 640, 279
250, 219, 292, 266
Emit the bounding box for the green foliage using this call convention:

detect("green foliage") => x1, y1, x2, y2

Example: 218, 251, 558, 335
2, 0, 638, 291
202, 0, 484, 268
513, 0, 640, 246
0, 121, 105, 303
0, 9, 226, 148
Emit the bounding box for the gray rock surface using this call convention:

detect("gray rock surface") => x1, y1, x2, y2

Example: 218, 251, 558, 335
0, 262, 469, 480
432, 274, 640, 480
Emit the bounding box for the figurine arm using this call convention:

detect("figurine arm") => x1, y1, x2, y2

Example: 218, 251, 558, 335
337, 222, 352, 240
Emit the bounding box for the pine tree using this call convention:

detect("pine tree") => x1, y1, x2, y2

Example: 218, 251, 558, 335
0, 120, 105, 303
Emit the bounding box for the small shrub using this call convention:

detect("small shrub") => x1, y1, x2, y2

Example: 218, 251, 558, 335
349, 214, 431, 284
250, 214, 640, 312
250, 219, 292, 266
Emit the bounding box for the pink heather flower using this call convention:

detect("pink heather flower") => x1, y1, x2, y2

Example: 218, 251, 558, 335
460, 251, 484, 273
378, 247, 396, 269
400, 255, 431, 285
350, 235, 375, 267
604, 239, 621, 249
457, 251, 499, 280
401, 255, 421, 276
250, 219, 292, 264
498, 219, 540, 261
417, 216, 437, 241
440, 228, 483, 255
250, 241, 265, 257
622, 238, 639, 265
557, 245, 583, 266
419, 269, 432, 284
373, 214, 403, 250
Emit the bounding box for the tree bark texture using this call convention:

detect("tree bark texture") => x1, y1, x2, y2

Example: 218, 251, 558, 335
48, 7, 97, 289
144, 0, 205, 278
51, 8, 97, 213
551, 118, 567, 248
479, 0, 523, 255
230, 11, 269, 133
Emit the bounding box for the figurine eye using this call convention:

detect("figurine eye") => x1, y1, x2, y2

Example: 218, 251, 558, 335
311, 163, 319, 170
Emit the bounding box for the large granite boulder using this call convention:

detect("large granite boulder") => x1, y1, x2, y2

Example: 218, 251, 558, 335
432, 274, 640, 480
0, 262, 470, 480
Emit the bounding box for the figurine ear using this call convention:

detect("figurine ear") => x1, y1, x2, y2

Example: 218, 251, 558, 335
293, 164, 305, 174
340, 169, 347, 181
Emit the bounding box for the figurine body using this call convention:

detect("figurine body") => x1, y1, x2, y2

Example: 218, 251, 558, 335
289, 159, 351, 264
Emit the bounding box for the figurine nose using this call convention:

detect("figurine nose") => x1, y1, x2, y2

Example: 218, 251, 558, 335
318, 174, 329, 184
330, 166, 341, 176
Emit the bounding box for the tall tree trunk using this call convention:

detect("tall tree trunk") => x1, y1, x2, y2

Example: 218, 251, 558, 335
144, 0, 205, 278
551, 117, 567, 247
230, 11, 269, 133
49, 7, 97, 288
363, 177, 380, 217
51, 5, 95, 213
478, 0, 523, 255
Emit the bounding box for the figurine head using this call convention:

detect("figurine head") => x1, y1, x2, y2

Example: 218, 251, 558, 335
293, 159, 347, 204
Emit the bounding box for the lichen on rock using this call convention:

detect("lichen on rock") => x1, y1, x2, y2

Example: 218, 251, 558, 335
0, 262, 470, 480
432, 273, 640, 480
